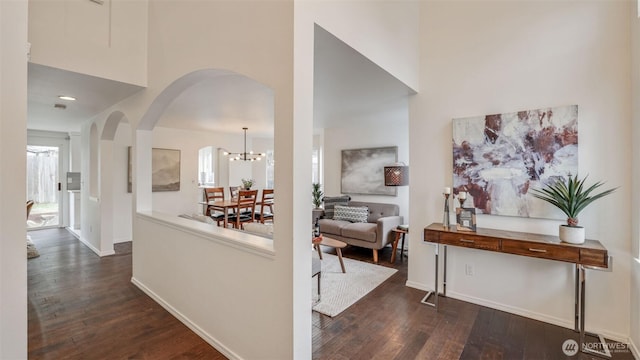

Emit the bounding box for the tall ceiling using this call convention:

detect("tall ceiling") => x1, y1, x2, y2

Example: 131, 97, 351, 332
26, 26, 413, 136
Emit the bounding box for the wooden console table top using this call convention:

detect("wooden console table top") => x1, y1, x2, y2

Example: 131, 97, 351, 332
423, 223, 608, 268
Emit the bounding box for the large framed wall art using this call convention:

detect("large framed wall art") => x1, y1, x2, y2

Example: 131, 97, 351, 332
452, 105, 578, 219
128, 147, 181, 192
341, 146, 398, 196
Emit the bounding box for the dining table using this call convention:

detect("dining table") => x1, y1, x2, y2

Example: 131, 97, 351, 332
199, 193, 274, 228
200, 199, 239, 228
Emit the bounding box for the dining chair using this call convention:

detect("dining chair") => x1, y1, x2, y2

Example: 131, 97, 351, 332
227, 189, 258, 229
203, 187, 226, 226
255, 189, 274, 224
229, 186, 240, 200
26, 200, 34, 220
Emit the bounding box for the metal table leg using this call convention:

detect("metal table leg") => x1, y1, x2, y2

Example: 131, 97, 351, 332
421, 243, 439, 309
576, 258, 613, 358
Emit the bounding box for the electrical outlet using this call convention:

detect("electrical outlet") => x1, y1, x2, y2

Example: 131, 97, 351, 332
465, 264, 474, 276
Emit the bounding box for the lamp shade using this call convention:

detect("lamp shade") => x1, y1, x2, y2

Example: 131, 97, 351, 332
384, 165, 409, 186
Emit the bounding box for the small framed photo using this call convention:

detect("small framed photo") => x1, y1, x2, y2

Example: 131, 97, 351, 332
456, 207, 476, 232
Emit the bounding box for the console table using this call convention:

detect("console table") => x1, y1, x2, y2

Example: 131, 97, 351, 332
423, 222, 612, 358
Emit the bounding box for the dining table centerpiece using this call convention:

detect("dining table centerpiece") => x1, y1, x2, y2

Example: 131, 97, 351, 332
241, 178, 254, 190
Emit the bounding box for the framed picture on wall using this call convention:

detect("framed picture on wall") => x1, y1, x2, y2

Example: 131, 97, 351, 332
341, 146, 398, 196
128, 147, 181, 192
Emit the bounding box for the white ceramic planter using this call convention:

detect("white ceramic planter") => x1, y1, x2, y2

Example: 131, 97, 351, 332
559, 225, 585, 244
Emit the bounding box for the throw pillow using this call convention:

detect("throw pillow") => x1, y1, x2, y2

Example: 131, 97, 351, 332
333, 205, 369, 223
322, 195, 351, 219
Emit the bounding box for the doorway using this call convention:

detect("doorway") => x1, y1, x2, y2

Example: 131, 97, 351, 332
26, 145, 62, 229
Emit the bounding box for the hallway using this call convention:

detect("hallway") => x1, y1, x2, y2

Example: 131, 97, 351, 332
27, 229, 225, 359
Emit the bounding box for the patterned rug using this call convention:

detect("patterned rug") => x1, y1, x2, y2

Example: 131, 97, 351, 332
312, 253, 397, 317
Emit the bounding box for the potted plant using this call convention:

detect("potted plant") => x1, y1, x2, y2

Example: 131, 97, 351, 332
530, 174, 616, 244
312, 183, 323, 209
241, 178, 254, 190
312, 183, 324, 224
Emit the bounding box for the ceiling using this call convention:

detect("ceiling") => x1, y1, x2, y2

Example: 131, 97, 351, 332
26, 27, 413, 136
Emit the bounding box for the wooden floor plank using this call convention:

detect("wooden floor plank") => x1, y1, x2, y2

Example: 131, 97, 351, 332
28, 229, 634, 359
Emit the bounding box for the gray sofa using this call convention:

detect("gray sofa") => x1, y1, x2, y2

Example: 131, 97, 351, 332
318, 201, 403, 263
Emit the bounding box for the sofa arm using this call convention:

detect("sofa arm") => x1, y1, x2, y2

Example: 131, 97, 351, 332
376, 215, 404, 247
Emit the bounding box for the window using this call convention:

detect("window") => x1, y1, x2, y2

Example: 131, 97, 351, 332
266, 150, 275, 189
198, 146, 215, 186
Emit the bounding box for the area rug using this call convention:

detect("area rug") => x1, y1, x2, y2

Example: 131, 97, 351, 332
27, 236, 40, 259
312, 253, 397, 317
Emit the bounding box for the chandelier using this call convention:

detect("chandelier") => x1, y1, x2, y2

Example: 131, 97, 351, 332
224, 127, 266, 161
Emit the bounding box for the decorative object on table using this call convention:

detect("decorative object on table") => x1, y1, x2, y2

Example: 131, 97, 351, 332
312, 183, 324, 208
223, 127, 266, 161
313, 217, 321, 238
241, 178, 254, 190
456, 207, 477, 232
312, 234, 323, 245
127, 147, 181, 192
442, 187, 451, 228
341, 146, 398, 196
384, 163, 409, 186
530, 174, 616, 244
457, 190, 467, 208
452, 104, 578, 218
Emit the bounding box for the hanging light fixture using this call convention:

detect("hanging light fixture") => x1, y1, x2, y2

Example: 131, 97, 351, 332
223, 127, 266, 161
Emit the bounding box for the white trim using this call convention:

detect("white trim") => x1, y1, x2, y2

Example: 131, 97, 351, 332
131, 277, 242, 360
78, 235, 115, 257
629, 336, 639, 359
136, 211, 275, 258
113, 237, 131, 244
405, 281, 630, 345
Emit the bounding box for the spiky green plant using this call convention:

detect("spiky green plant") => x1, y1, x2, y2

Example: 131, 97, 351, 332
530, 175, 616, 227
312, 183, 323, 208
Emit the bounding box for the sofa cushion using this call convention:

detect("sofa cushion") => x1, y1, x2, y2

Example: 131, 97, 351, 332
349, 201, 399, 223
319, 218, 351, 236
333, 205, 368, 223
322, 195, 351, 219
341, 222, 377, 243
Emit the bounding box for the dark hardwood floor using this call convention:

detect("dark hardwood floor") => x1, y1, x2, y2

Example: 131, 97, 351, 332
27, 228, 226, 360
27, 229, 634, 360
313, 245, 635, 360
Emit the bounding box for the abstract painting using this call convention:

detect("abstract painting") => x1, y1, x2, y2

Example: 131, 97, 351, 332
452, 105, 578, 218
341, 146, 397, 196
128, 147, 181, 192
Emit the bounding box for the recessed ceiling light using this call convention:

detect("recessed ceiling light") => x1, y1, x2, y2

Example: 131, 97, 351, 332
58, 95, 76, 101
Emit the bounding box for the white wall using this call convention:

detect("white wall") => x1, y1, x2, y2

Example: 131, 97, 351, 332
630, 1, 640, 356
115, 1, 297, 358
28, 0, 147, 86
0, 1, 28, 357
323, 101, 409, 219
151, 127, 253, 216
113, 122, 132, 243
301, 0, 419, 92
409, 1, 632, 342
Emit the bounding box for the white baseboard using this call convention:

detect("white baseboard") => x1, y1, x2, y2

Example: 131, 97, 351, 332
113, 237, 131, 244
405, 281, 630, 345
448, 290, 629, 344
131, 277, 242, 360
629, 337, 639, 359
78, 236, 115, 257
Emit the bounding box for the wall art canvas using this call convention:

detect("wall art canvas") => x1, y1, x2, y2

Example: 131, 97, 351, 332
452, 105, 578, 219
341, 146, 397, 196
128, 147, 181, 192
